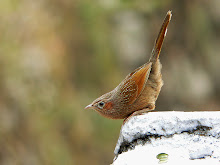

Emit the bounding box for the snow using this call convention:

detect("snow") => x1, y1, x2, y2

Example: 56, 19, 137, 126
113, 111, 220, 164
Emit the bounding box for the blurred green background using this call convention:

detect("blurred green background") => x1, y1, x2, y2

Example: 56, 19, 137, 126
0, 0, 220, 164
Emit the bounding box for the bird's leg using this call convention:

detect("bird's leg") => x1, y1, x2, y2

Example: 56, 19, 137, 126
123, 104, 155, 125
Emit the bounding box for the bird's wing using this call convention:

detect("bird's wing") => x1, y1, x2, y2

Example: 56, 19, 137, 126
118, 62, 152, 105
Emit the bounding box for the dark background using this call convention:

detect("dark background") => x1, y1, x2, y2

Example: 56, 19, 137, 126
0, 0, 220, 164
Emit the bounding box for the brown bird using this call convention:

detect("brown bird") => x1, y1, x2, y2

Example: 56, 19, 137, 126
85, 11, 172, 120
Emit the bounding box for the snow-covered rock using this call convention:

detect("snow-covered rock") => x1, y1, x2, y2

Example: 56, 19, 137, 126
113, 111, 220, 165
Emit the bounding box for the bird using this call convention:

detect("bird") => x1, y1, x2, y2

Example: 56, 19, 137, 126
85, 11, 172, 120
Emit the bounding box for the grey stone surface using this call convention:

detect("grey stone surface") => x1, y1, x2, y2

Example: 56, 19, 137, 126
113, 111, 220, 165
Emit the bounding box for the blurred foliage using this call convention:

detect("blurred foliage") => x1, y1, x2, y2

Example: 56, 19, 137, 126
0, 0, 220, 164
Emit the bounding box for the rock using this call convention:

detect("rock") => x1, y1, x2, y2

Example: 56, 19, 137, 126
113, 111, 220, 165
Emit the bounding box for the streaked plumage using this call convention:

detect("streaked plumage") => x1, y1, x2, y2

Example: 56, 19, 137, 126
85, 11, 172, 119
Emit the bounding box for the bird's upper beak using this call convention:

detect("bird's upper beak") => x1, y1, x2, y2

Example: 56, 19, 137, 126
85, 104, 93, 110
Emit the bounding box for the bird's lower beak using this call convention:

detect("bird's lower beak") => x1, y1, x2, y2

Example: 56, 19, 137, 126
85, 104, 93, 110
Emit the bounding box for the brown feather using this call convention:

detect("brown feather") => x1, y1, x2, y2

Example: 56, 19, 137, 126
115, 62, 152, 105
150, 10, 172, 62
85, 11, 172, 120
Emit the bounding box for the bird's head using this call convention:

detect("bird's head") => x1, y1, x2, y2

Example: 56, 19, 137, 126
85, 92, 114, 116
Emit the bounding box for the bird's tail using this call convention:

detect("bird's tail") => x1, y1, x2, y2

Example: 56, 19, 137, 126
149, 10, 172, 63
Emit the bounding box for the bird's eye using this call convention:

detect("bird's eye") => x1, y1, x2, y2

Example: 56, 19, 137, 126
98, 101, 105, 109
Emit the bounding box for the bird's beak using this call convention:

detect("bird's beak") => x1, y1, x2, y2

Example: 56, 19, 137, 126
85, 104, 93, 110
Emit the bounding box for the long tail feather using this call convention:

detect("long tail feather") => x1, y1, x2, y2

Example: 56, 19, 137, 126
150, 10, 172, 62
